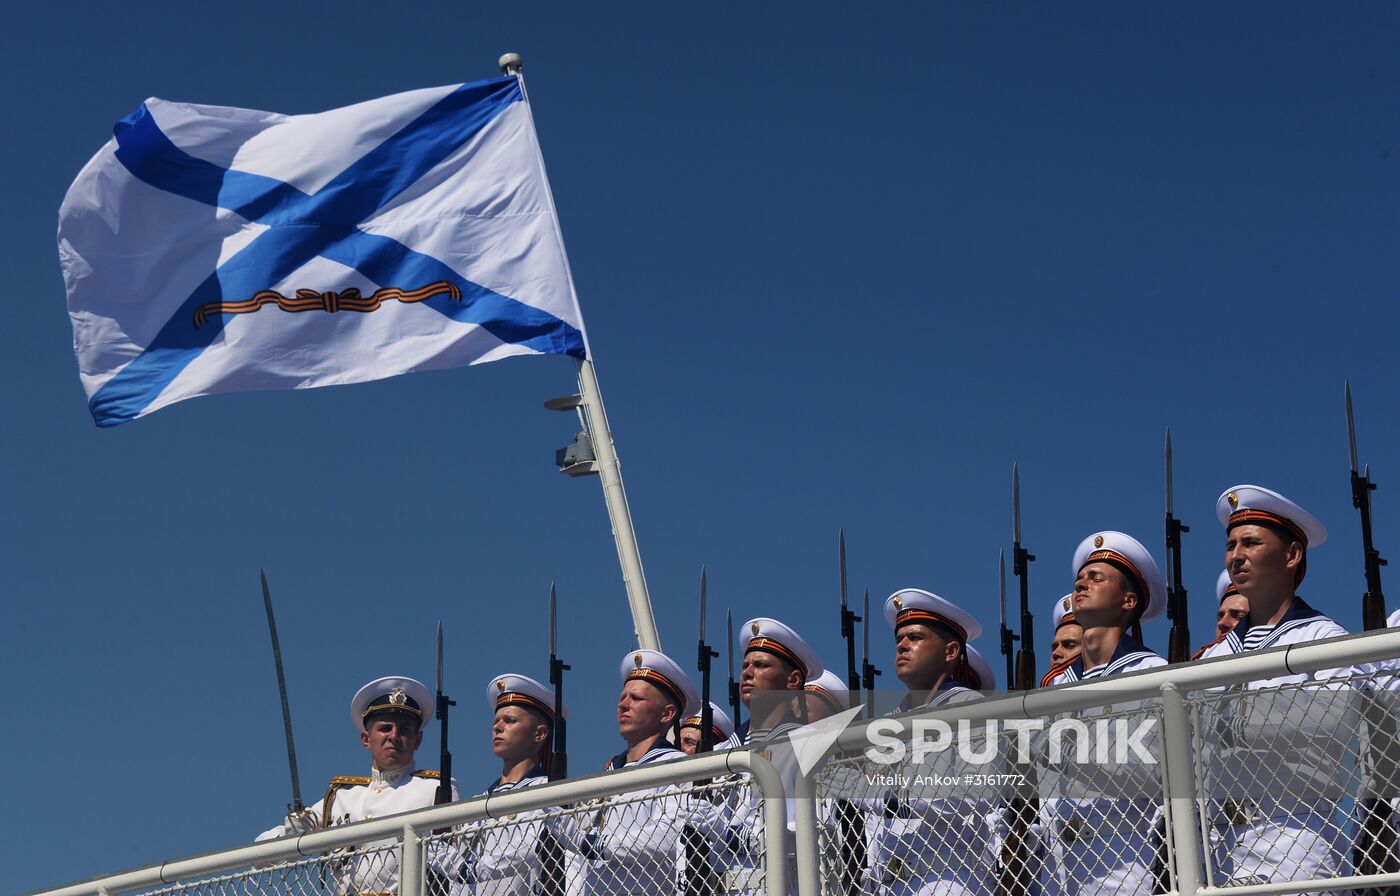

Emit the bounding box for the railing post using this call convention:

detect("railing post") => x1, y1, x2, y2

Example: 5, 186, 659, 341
400, 823, 422, 896
792, 773, 820, 896
1161, 682, 1206, 896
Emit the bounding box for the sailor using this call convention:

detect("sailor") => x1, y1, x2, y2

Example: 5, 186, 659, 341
721, 617, 824, 748
457, 674, 566, 896
679, 702, 736, 754
256, 675, 461, 891
1196, 485, 1356, 888
803, 669, 852, 722
1042, 531, 1167, 896
558, 649, 722, 896
1041, 594, 1084, 687
873, 588, 998, 896
1190, 571, 1249, 660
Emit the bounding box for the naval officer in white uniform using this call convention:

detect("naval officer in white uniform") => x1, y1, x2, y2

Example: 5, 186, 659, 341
1043, 531, 1167, 896
1197, 485, 1358, 891
257, 675, 461, 893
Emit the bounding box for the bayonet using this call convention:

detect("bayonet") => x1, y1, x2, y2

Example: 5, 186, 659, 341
838, 530, 861, 694
697, 567, 718, 751
548, 582, 571, 780
1164, 430, 1191, 663
434, 622, 455, 805
260, 569, 303, 814
1344, 381, 1399, 879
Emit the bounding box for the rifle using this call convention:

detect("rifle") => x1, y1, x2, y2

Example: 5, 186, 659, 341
548, 583, 571, 781
727, 609, 742, 732
1164, 431, 1191, 664
434, 622, 455, 805
697, 567, 719, 752
860, 589, 881, 718
1002, 466, 1037, 896
999, 550, 1016, 689
1346, 382, 1398, 882
839, 530, 862, 695
260, 570, 303, 816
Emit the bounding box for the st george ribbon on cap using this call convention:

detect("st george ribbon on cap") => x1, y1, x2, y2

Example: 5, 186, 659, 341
803, 669, 851, 713
883, 589, 983, 643
619, 649, 700, 718
1217, 484, 1326, 584
487, 673, 565, 720
1072, 531, 1166, 626
1053, 593, 1077, 631
741, 618, 824, 682
1215, 570, 1241, 605
962, 644, 997, 691
681, 702, 735, 743
352, 676, 432, 732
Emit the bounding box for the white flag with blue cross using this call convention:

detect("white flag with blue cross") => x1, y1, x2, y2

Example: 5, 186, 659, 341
59, 76, 589, 427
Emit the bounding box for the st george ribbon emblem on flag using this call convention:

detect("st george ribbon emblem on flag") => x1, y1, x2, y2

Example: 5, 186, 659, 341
58, 76, 589, 427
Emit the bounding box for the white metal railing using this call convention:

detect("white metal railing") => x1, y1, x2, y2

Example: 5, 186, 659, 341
804, 627, 1400, 896
23, 749, 789, 896
22, 628, 1400, 896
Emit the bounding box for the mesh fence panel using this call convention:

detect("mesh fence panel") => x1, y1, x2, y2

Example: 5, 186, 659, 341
128, 843, 401, 896
1189, 662, 1400, 893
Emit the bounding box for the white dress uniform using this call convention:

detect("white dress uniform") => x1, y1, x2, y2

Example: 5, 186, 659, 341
256, 676, 461, 895
1197, 485, 1358, 892
556, 650, 723, 896
870, 588, 999, 896
456, 674, 571, 896
718, 617, 824, 896
1041, 532, 1168, 896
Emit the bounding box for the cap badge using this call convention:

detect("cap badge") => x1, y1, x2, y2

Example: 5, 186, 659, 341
389, 687, 407, 706
893, 595, 904, 609
1227, 491, 1239, 509
1062, 597, 1071, 611
633, 653, 643, 667
496, 679, 506, 692
751, 622, 760, 636
1094, 534, 1104, 548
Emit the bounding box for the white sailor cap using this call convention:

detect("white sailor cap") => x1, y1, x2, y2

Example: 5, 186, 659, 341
884, 589, 983, 643
1216, 484, 1327, 548
1052, 593, 1078, 630
680, 701, 736, 742
741, 617, 825, 681
619, 649, 700, 718
486, 673, 565, 721
1215, 570, 1242, 605
803, 669, 851, 713
1072, 531, 1166, 624
351, 676, 432, 733
962, 644, 996, 691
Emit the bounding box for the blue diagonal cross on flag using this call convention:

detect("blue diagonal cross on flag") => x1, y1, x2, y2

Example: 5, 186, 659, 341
59, 76, 588, 427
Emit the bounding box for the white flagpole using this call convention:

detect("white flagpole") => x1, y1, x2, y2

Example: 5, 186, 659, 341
502, 53, 661, 652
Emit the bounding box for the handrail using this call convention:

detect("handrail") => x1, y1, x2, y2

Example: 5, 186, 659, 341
23, 749, 789, 896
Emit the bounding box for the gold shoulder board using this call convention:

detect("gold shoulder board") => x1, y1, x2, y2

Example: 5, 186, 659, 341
413, 770, 441, 780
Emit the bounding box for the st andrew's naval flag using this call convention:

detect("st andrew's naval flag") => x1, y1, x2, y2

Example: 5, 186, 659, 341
59, 76, 589, 427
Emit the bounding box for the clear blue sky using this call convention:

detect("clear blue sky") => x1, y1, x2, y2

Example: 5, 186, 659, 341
5, 4, 1399, 892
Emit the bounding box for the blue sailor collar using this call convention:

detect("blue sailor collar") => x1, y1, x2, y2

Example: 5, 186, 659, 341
607, 734, 677, 771
899, 678, 971, 712
485, 763, 548, 794
1068, 633, 1158, 681
1225, 594, 1326, 652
